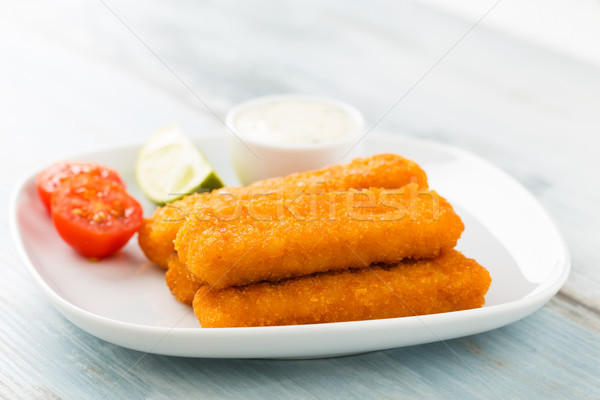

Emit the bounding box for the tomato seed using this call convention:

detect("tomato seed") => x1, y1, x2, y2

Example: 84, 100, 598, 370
92, 211, 106, 223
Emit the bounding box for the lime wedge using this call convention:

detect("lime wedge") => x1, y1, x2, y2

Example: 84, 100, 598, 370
135, 125, 224, 205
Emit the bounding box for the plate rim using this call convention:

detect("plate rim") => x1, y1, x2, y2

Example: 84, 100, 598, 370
9, 132, 571, 356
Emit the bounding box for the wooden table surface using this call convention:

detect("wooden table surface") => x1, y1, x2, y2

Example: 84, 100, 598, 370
1, 1, 599, 399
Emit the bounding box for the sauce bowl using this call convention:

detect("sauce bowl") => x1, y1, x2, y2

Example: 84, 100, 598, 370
226, 94, 365, 185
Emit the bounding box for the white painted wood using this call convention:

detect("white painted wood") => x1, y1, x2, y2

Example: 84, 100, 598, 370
1, 0, 598, 398
420, 0, 600, 67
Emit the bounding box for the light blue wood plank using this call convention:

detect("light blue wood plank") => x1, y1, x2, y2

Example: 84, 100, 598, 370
2, 287, 599, 400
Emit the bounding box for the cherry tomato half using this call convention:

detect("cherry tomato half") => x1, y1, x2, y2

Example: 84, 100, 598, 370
36, 161, 124, 213
50, 174, 143, 259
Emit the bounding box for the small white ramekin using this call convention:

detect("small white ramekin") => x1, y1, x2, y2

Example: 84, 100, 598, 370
227, 94, 365, 185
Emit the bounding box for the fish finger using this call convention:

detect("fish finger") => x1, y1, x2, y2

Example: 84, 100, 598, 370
139, 153, 428, 268
176, 184, 464, 289
193, 250, 491, 327
164, 254, 205, 305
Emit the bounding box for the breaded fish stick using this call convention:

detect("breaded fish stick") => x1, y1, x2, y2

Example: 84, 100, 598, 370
176, 184, 464, 289
139, 154, 428, 268
193, 250, 491, 327
165, 254, 203, 305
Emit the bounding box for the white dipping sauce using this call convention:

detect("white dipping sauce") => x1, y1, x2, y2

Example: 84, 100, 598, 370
228, 95, 365, 184
233, 99, 356, 145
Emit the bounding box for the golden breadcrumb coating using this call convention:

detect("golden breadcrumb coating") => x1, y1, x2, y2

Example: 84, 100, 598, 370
138, 154, 428, 268
176, 184, 464, 289
193, 250, 491, 327
165, 254, 204, 305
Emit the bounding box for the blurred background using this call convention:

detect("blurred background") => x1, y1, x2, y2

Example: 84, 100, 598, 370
424, 0, 600, 66
2, 0, 600, 156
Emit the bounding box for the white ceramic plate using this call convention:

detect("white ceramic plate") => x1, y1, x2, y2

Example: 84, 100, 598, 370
10, 133, 570, 358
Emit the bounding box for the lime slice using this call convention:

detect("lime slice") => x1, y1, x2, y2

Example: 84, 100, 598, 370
135, 125, 224, 205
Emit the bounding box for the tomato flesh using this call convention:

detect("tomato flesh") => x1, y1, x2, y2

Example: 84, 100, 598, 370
36, 161, 124, 213
51, 174, 142, 258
